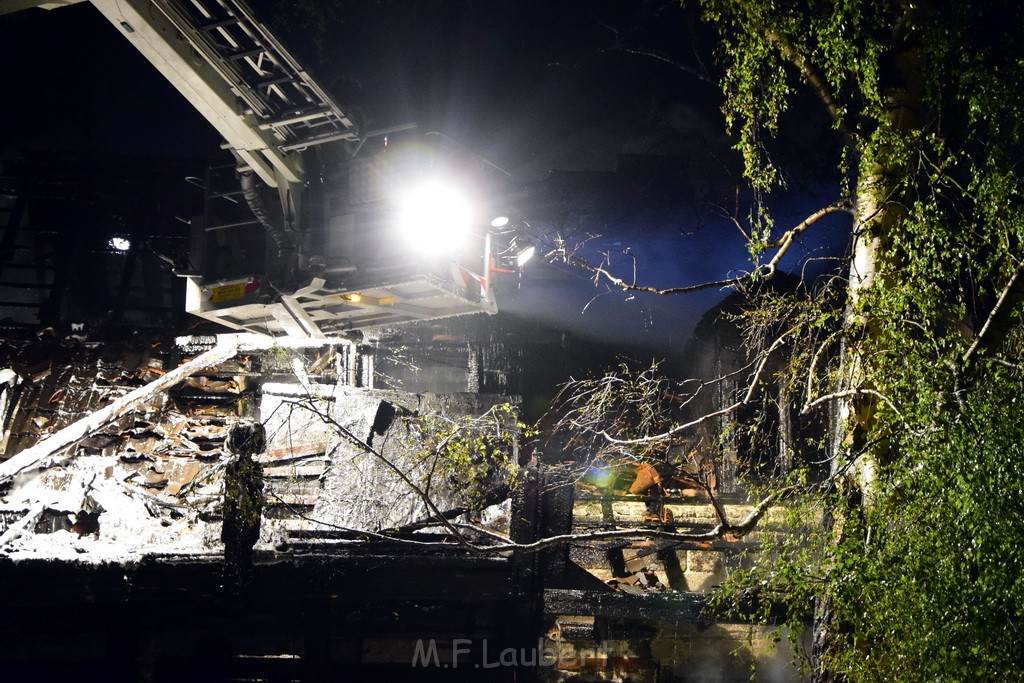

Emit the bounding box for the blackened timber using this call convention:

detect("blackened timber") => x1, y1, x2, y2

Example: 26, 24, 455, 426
0, 553, 516, 607
0, 566, 523, 682
544, 588, 708, 625
538, 468, 575, 582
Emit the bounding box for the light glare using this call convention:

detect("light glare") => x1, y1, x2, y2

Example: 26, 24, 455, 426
516, 244, 536, 267
398, 181, 472, 254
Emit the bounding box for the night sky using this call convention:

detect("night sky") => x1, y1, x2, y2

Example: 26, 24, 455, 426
0, 0, 850, 351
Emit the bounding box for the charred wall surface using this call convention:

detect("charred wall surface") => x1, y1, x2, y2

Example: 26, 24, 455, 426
0, 151, 210, 332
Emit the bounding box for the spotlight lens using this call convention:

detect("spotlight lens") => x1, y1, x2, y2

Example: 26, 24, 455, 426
398, 182, 472, 254
109, 237, 131, 252
490, 216, 509, 228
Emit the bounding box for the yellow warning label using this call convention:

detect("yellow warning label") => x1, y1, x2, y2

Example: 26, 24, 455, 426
210, 282, 247, 303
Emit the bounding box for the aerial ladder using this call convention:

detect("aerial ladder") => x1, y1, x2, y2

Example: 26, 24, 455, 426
1, 0, 515, 337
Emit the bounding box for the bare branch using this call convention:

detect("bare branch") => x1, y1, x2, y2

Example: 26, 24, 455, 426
552, 202, 851, 297
700, 473, 730, 527
711, 191, 752, 241
598, 46, 712, 84
765, 31, 853, 140
598, 327, 798, 445
269, 492, 456, 547
559, 250, 760, 295
800, 388, 905, 422
990, 357, 1024, 371
765, 204, 851, 254
284, 394, 475, 550
269, 468, 798, 553
805, 333, 838, 409
963, 263, 1024, 365
486, 482, 799, 551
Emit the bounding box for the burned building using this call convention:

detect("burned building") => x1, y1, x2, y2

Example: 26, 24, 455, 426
0, 0, 834, 677
0, 332, 537, 681
0, 303, 814, 683
0, 151, 814, 680
0, 132, 822, 680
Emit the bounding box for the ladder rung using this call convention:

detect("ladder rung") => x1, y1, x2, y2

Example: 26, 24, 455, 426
255, 74, 298, 90
280, 129, 359, 152
199, 17, 241, 31
227, 47, 267, 61
258, 108, 331, 130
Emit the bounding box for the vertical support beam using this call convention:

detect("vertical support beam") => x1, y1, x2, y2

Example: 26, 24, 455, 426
538, 468, 575, 582
110, 232, 140, 324
466, 343, 482, 393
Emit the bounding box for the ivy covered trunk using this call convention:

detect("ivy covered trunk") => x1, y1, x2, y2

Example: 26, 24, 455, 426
838, 12, 926, 494
814, 17, 928, 679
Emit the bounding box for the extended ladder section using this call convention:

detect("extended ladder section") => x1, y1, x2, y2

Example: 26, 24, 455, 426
88, 0, 359, 189
3, 0, 502, 337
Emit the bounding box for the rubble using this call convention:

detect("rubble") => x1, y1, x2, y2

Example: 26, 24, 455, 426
0, 333, 520, 563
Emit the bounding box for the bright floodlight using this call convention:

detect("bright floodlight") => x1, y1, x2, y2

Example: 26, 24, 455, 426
109, 237, 131, 252
398, 181, 473, 254
490, 215, 509, 228
516, 244, 536, 267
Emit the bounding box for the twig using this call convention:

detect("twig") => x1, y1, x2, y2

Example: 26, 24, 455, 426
962, 263, 1024, 365
598, 46, 712, 83
805, 332, 839, 408
598, 327, 797, 445
800, 388, 905, 423
269, 492, 456, 547
285, 394, 476, 551
556, 202, 850, 296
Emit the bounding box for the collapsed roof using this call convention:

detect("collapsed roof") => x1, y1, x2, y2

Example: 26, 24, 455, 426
0, 332, 518, 564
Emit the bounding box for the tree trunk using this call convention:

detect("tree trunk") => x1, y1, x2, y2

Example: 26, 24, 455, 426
814, 9, 927, 676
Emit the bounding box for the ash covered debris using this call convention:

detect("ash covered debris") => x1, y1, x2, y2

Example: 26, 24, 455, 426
0, 334, 251, 561
306, 390, 518, 535
0, 332, 523, 563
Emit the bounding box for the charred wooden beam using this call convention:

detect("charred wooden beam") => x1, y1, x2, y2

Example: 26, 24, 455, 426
543, 588, 708, 625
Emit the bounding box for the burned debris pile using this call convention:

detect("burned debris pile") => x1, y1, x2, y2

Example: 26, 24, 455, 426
0, 333, 519, 564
